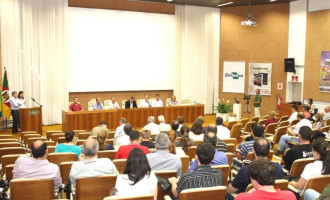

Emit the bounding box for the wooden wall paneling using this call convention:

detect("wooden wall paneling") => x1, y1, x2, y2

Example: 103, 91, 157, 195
219, 3, 289, 118
68, 0, 175, 15
304, 9, 330, 101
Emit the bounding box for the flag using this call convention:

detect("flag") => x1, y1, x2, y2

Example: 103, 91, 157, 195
1, 70, 11, 119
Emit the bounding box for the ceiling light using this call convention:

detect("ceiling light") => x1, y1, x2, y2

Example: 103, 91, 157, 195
167, 0, 174, 2
217, 2, 233, 7
269, 0, 277, 2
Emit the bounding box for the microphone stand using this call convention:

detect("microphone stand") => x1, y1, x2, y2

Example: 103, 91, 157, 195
30, 98, 43, 107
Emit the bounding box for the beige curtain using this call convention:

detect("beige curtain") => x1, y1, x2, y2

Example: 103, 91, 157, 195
174, 5, 220, 114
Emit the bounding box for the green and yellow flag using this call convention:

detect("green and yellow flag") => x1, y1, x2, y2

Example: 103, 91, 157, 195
1, 70, 11, 119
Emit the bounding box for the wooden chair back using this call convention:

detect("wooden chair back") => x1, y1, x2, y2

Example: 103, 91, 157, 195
1, 154, 24, 173
240, 118, 249, 128
274, 179, 289, 190
194, 140, 202, 147
0, 147, 26, 160
21, 131, 39, 139
179, 186, 226, 200
98, 150, 117, 161
5, 164, 14, 181
22, 134, 41, 145
183, 146, 197, 161
246, 152, 254, 161
106, 139, 114, 145
242, 122, 254, 133
48, 152, 76, 167
264, 123, 277, 135
0, 142, 21, 148
181, 156, 190, 173
230, 123, 243, 139
262, 115, 270, 120
10, 178, 54, 200
268, 150, 274, 160
225, 152, 234, 166
279, 115, 289, 122
76, 174, 117, 200
320, 125, 329, 133
258, 119, 267, 126
278, 120, 289, 127
50, 133, 65, 143
154, 170, 177, 200
58, 137, 66, 144
222, 138, 237, 146
0, 135, 12, 139
46, 131, 63, 140
104, 194, 153, 200
226, 143, 236, 153
303, 175, 330, 194
211, 164, 230, 185
0, 139, 17, 144
48, 146, 56, 153
290, 119, 299, 126
272, 126, 288, 144
326, 118, 330, 126
73, 130, 88, 138
227, 121, 237, 131
44, 140, 56, 146
79, 132, 91, 140
113, 159, 127, 174
251, 116, 259, 123
290, 158, 315, 178
76, 140, 85, 146
107, 132, 115, 139
60, 161, 75, 185
27, 137, 44, 149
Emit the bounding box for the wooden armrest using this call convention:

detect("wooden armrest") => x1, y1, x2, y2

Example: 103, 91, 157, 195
288, 184, 299, 193
164, 195, 172, 200
264, 133, 273, 137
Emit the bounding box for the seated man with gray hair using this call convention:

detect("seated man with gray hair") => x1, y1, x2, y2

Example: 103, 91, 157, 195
143, 116, 160, 134
147, 133, 182, 177
158, 115, 171, 132
69, 137, 119, 189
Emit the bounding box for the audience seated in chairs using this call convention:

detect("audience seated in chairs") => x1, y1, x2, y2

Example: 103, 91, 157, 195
288, 105, 298, 124
235, 159, 296, 200
188, 130, 227, 172
168, 130, 187, 157
176, 125, 194, 150
321, 105, 330, 121
55, 130, 82, 160
91, 121, 108, 136
158, 115, 171, 132
303, 106, 312, 119
264, 111, 277, 128
115, 130, 149, 159
277, 112, 312, 153
147, 133, 182, 177
189, 120, 204, 141
140, 129, 155, 149
115, 148, 158, 200
143, 116, 160, 135
281, 126, 313, 171
69, 137, 118, 192
114, 118, 127, 140
115, 123, 132, 146
96, 128, 115, 151
289, 138, 330, 197
216, 117, 230, 139
171, 120, 180, 137
196, 116, 207, 133
313, 113, 324, 131
177, 116, 184, 133
13, 140, 62, 189
207, 124, 227, 152
168, 142, 223, 199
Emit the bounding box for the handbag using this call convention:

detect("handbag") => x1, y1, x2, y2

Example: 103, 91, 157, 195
156, 176, 171, 193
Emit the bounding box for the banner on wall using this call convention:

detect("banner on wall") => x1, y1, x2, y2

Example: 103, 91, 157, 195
222, 61, 245, 93
248, 63, 272, 96
320, 51, 330, 93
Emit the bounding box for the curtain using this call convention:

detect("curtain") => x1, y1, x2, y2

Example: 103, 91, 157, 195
174, 5, 220, 114
0, 0, 68, 125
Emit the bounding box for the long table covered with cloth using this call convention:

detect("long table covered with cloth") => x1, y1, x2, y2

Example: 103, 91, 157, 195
62, 104, 204, 131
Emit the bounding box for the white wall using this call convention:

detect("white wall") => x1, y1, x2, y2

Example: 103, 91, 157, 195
68, 7, 175, 92
308, 0, 330, 12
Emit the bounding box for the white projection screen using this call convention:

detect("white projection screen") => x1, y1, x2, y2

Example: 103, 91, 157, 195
68, 7, 175, 92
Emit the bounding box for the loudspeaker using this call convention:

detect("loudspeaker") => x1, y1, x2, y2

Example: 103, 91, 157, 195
285, 58, 295, 73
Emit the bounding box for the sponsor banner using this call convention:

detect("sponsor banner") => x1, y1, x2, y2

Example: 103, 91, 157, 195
320, 51, 330, 92
223, 61, 245, 93
248, 63, 272, 96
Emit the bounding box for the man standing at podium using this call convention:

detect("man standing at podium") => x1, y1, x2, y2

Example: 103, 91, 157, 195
69, 97, 82, 112
10, 91, 21, 134
253, 89, 262, 117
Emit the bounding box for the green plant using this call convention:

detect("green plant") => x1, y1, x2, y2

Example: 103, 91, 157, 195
215, 102, 232, 113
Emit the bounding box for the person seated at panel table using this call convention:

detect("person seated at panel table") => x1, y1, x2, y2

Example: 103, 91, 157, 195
125, 96, 138, 109
109, 97, 120, 110
151, 94, 163, 107
140, 94, 152, 108
168, 95, 178, 106
93, 98, 104, 110
69, 97, 83, 112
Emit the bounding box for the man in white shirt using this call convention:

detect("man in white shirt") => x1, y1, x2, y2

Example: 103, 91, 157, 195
114, 118, 126, 144
177, 116, 184, 132
140, 94, 151, 108
158, 115, 171, 132
115, 123, 132, 146
69, 138, 119, 190
151, 94, 163, 107
277, 112, 312, 153
288, 105, 298, 124
216, 117, 230, 139
109, 97, 120, 110
10, 91, 21, 134
143, 116, 160, 135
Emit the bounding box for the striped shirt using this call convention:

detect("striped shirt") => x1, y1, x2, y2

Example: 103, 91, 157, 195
238, 139, 255, 157
176, 165, 223, 195
216, 139, 227, 152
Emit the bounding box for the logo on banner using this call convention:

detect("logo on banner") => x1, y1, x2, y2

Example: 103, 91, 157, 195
225, 72, 244, 79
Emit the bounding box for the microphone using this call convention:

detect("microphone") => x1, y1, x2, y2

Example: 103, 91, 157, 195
30, 97, 35, 101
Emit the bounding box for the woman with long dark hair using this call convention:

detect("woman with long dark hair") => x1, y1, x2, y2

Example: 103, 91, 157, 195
115, 148, 157, 200
17, 91, 25, 108
189, 120, 204, 141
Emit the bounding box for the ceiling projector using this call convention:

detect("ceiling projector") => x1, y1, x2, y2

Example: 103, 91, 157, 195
241, 19, 257, 26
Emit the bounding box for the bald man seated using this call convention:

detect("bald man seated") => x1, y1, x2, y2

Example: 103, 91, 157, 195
13, 140, 62, 189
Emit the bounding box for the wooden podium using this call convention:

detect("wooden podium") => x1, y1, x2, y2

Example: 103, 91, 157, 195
19, 107, 42, 133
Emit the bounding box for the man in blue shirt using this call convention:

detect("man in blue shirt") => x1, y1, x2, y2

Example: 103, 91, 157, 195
93, 98, 104, 110
187, 130, 228, 172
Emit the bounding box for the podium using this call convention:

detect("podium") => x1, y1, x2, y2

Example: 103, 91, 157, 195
19, 107, 42, 133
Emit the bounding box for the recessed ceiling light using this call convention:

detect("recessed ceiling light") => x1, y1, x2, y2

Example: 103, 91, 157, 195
269, 0, 277, 2
217, 2, 234, 7
167, 0, 174, 2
